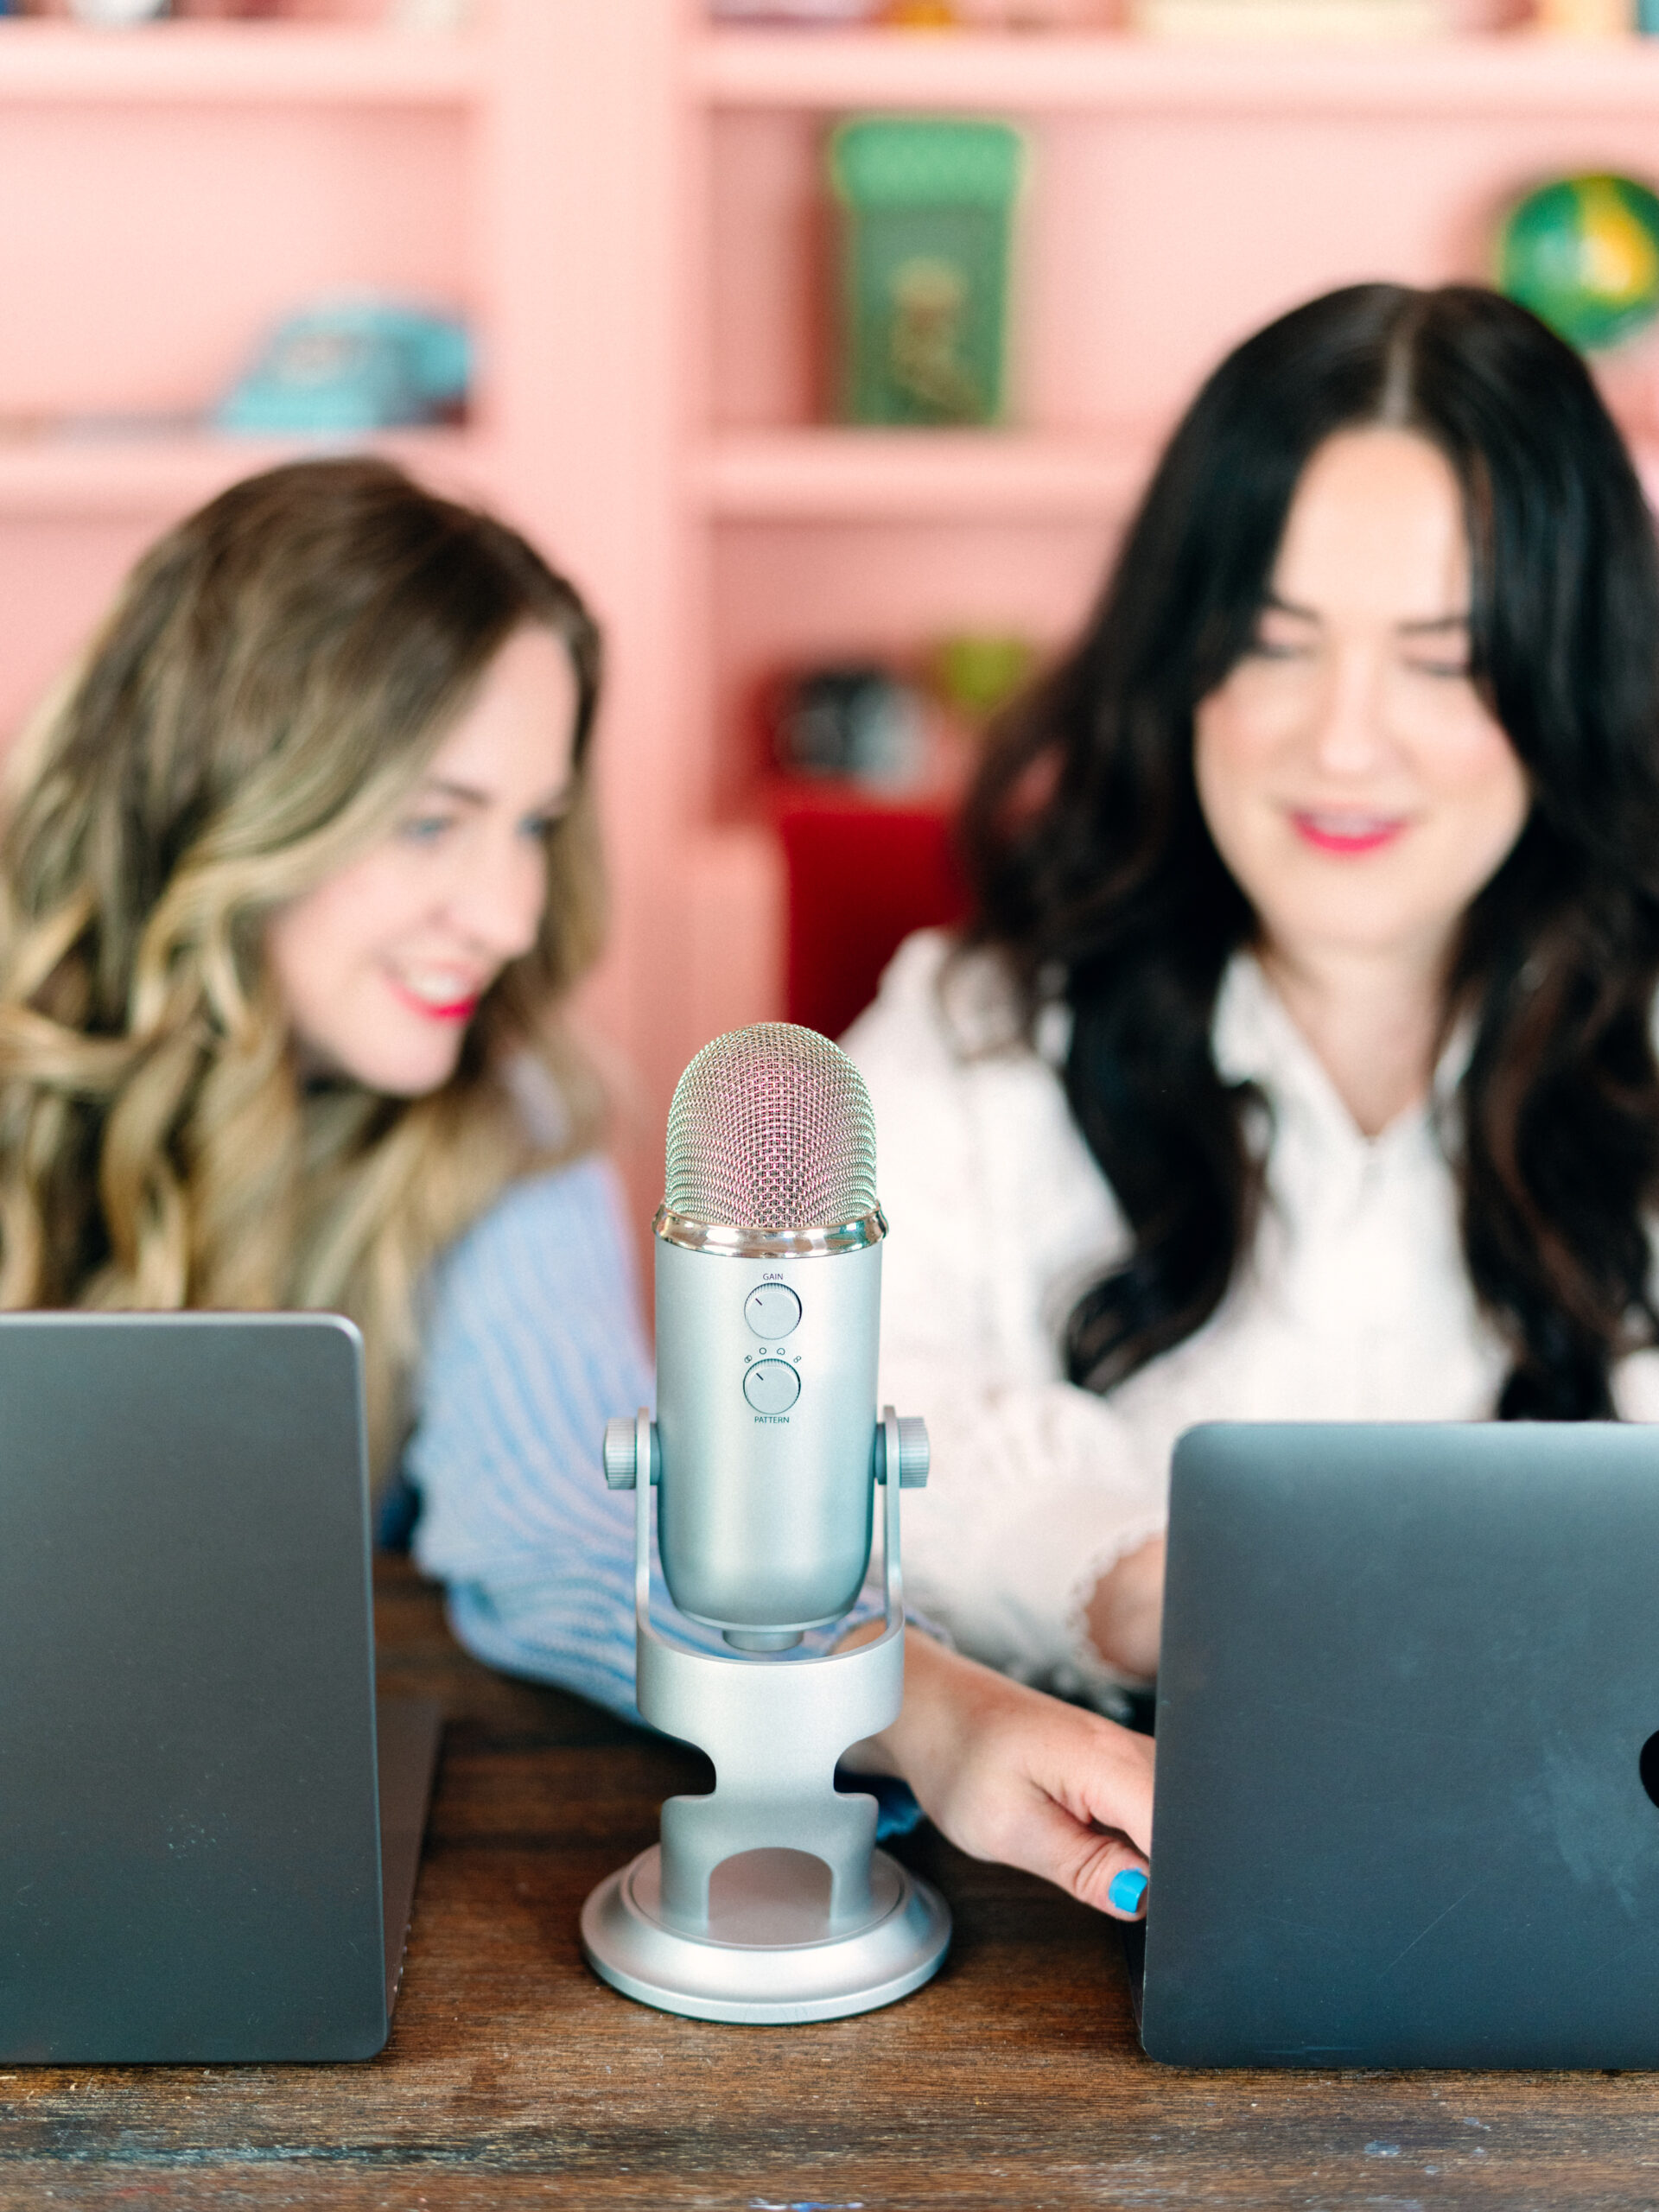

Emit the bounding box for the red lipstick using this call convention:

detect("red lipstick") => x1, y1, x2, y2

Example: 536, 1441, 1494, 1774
387, 978, 480, 1025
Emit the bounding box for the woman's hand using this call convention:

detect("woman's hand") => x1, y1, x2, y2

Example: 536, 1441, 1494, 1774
843, 1630, 1154, 1919
1084, 1533, 1166, 1681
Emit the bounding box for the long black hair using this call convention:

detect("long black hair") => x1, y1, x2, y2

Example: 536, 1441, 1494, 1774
960, 283, 1659, 1419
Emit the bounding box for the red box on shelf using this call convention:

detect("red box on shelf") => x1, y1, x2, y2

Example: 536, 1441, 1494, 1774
774, 785, 969, 1040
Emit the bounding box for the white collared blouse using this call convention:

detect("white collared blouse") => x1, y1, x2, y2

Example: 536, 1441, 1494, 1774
843, 931, 1659, 1704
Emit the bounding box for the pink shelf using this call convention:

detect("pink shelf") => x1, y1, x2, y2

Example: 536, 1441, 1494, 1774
698, 423, 1659, 521
691, 26, 1659, 115
0, 22, 486, 106
0, 428, 493, 518
694, 428, 1157, 518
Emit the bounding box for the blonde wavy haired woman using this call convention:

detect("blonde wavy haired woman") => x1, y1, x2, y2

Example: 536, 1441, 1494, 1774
0, 454, 1157, 1928
0, 456, 602, 1469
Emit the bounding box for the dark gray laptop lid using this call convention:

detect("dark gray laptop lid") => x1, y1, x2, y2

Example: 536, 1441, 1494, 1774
0, 1313, 392, 2063
1142, 1421, 1659, 2070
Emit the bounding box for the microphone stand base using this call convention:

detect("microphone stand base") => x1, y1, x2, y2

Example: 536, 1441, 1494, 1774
582, 1844, 950, 2024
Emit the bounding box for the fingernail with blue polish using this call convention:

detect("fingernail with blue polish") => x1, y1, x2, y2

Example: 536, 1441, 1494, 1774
1109, 1868, 1148, 1915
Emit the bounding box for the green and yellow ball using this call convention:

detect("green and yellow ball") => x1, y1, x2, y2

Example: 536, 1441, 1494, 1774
1497, 174, 1659, 353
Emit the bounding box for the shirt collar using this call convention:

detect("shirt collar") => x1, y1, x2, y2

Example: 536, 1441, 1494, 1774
1212, 950, 1469, 1155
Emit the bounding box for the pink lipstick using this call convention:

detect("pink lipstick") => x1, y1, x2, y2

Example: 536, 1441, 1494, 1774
1289, 810, 1407, 857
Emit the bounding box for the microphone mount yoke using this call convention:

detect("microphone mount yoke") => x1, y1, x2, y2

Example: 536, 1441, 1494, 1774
603, 1410, 929, 1494
580, 1404, 952, 2024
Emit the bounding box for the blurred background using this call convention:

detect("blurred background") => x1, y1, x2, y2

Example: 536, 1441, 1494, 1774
3, 0, 1658, 1212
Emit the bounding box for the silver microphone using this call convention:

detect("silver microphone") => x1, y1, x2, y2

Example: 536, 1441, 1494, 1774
606, 1023, 922, 1653
584, 1021, 950, 2024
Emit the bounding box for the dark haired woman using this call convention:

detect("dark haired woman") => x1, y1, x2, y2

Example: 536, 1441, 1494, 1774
845, 282, 1659, 1702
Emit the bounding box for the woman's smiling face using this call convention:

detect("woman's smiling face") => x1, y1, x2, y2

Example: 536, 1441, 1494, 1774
265, 623, 577, 1097
1193, 426, 1530, 981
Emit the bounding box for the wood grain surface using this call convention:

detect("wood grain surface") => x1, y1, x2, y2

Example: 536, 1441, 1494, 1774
3, 1559, 1656, 2210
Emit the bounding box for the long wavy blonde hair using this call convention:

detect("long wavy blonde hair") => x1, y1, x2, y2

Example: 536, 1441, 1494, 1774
0, 457, 606, 1471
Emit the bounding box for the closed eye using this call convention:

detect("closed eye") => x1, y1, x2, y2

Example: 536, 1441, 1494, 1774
1243, 595, 1320, 662
1402, 655, 1473, 679
1243, 620, 1319, 663
1399, 615, 1471, 677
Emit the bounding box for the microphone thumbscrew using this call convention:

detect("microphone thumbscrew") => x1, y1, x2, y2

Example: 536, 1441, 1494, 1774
602, 1414, 660, 1489
873, 1414, 930, 1489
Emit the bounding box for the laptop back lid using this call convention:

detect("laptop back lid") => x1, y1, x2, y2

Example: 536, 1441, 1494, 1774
1142, 1421, 1659, 2069
0, 1313, 389, 2063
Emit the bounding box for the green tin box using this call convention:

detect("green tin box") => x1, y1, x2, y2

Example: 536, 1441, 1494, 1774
828, 117, 1025, 428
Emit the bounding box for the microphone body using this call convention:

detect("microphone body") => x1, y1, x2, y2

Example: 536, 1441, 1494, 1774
655, 1235, 879, 1643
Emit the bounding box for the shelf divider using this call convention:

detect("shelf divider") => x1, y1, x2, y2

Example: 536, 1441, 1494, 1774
695, 427, 1158, 520
0, 428, 495, 519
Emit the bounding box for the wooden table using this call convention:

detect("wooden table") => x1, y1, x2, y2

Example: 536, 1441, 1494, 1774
4, 1559, 1657, 2209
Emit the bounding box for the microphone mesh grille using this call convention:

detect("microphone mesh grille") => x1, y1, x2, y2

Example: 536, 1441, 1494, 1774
664, 1023, 878, 1230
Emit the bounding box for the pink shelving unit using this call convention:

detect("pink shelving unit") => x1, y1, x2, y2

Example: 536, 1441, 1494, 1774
6, 0, 1659, 1207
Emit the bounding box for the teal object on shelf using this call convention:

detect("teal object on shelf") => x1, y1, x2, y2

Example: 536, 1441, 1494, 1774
829, 118, 1025, 429
1497, 175, 1659, 353
216, 299, 472, 437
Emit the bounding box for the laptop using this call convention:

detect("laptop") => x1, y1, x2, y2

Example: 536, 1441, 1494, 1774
1134, 1421, 1659, 2070
0, 1312, 440, 2064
